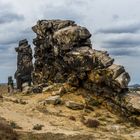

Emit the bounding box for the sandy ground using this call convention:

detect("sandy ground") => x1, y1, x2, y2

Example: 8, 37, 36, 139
0, 85, 140, 140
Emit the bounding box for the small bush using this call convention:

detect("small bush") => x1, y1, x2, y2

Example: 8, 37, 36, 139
33, 124, 44, 130
0, 118, 18, 140
10, 121, 22, 129
69, 116, 76, 121
84, 119, 100, 128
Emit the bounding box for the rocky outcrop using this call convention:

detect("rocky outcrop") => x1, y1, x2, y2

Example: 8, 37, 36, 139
30, 19, 140, 123
32, 19, 130, 93
15, 39, 33, 91
13, 19, 139, 124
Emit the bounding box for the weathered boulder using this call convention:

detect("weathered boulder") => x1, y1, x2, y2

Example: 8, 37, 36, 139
53, 26, 91, 50
108, 64, 125, 79
119, 92, 140, 113
115, 72, 130, 89
52, 87, 66, 96
32, 85, 43, 93
65, 101, 84, 110
45, 95, 62, 105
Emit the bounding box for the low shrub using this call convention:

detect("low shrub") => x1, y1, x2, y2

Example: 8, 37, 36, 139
33, 124, 44, 130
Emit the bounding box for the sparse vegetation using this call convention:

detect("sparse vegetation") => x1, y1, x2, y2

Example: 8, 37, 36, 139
33, 124, 44, 130
10, 121, 22, 129
13, 99, 27, 105
0, 117, 18, 140
69, 116, 76, 121
0, 84, 139, 139
83, 119, 100, 128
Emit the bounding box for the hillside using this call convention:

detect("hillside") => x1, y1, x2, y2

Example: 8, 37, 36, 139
0, 85, 140, 140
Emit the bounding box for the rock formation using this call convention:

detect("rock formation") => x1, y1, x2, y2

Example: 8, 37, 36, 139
31, 20, 140, 124
32, 20, 130, 92
14, 39, 33, 91
14, 19, 140, 124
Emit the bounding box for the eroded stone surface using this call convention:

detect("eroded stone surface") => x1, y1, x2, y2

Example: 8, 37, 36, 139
45, 95, 62, 105
32, 19, 130, 92
65, 101, 84, 110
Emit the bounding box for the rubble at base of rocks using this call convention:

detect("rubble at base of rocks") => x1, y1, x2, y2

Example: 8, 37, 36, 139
14, 19, 140, 124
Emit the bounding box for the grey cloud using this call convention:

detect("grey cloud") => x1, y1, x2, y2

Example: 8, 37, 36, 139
0, 47, 16, 68
97, 22, 140, 34
0, 55, 15, 65
65, 0, 86, 6
19, 28, 34, 43
96, 32, 140, 56
0, 2, 24, 24
0, 29, 34, 46
44, 8, 83, 23
109, 49, 140, 56
0, 12, 24, 24
112, 15, 119, 20
0, 37, 20, 45
98, 33, 140, 48
102, 40, 140, 49
103, 37, 140, 56
0, 45, 9, 51
104, 39, 140, 46
41, 1, 85, 24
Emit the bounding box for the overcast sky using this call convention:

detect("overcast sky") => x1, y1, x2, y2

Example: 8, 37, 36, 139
0, 0, 140, 84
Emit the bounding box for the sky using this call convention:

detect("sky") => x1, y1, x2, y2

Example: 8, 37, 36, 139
0, 0, 140, 84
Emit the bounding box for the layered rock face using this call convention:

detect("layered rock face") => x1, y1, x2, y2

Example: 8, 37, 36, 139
32, 20, 130, 93
15, 39, 33, 91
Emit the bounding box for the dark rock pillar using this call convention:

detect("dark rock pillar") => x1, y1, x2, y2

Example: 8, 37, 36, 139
14, 39, 33, 91
7, 76, 14, 94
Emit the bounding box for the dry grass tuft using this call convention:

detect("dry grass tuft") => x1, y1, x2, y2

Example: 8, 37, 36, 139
0, 117, 18, 140
82, 118, 100, 128
69, 116, 76, 121
33, 124, 44, 130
